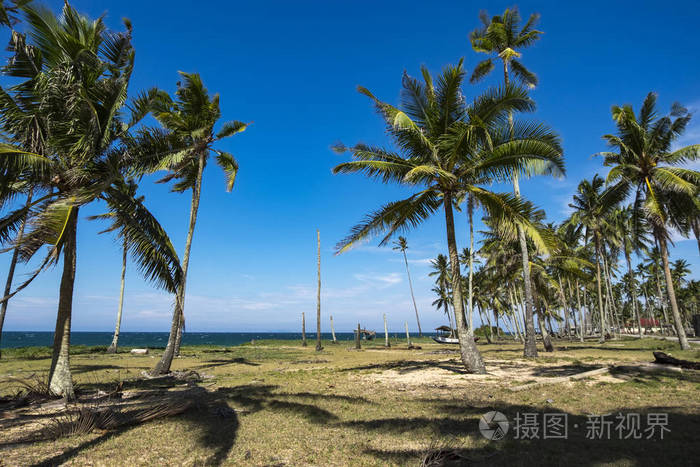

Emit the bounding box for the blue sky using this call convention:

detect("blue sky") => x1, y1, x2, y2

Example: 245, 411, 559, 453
2, 0, 698, 333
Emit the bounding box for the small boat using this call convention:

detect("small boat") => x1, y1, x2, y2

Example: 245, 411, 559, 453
432, 335, 459, 344
432, 326, 480, 345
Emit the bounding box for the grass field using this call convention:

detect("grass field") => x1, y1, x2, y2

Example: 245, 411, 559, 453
1, 336, 699, 466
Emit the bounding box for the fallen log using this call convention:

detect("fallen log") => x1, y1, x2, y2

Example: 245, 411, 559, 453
653, 351, 700, 370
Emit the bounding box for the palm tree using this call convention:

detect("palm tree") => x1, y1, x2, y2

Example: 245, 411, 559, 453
0, 3, 182, 397
141, 73, 248, 375
87, 178, 143, 353
392, 236, 422, 336
332, 60, 562, 373
600, 93, 699, 350
469, 7, 548, 358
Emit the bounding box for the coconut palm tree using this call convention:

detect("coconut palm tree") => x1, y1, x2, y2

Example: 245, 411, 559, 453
0, 3, 182, 397
469, 7, 550, 358
332, 60, 562, 373
392, 236, 422, 336
599, 92, 699, 349
87, 178, 144, 353
139, 73, 248, 375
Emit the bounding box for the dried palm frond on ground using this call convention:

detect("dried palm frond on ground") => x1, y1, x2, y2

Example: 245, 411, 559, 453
44, 397, 194, 440
419, 440, 467, 467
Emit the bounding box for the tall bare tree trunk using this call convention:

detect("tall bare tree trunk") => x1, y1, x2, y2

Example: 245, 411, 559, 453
48, 208, 78, 398
152, 151, 205, 375
383, 313, 390, 347
443, 193, 485, 373
402, 248, 422, 336
330, 315, 336, 343
657, 232, 690, 350
107, 239, 127, 354
315, 230, 322, 351
0, 190, 32, 359
301, 312, 307, 347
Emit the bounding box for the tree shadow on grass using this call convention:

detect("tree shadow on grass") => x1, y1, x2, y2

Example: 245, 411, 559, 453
340, 359, 468, 375
345, 401, 700, 466
191, 357, 261, 370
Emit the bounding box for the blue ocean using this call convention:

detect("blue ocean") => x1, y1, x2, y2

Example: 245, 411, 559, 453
0, 331, 424, 348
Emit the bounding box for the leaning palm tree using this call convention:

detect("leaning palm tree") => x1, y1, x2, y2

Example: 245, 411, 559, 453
0, 3, 182, 397
88, 178, 142, 353
332, 60, 562, 373
469, 7, 547, 358
392, 236, 422, 336
599, 92, 699, 350
141, 73, 248, 375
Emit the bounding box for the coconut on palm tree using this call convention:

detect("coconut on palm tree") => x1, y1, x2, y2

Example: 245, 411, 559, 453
599, 92, 699, 350
138, 73, 248, 375
332, 60, 562, 373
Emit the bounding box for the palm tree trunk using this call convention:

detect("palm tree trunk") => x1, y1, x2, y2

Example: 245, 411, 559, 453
557, 276, 569, 338
107, 238, 127, 353
301, 312, 307, 346
503, 61, 537, 358
537, 306, 554, 352
601, 251, 618, 338
482, 305, 494, 343
624, 250, 642, 338
467, 195, 475, 332
575, 279, 584, 342
0, 190, 32, 359
508, 289, 524, 343
446, 302, 455, 337
330, 315, 336, 343
691, 218, 700, 255
316, 230, 322, 351
594, 232, 606, 341
383, 313, 390, 348
152, 151, 206, 374
443, 193, 485, 373
402, 249, 422, 336
657, 231, 690, 350
48, 208, 78, 398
